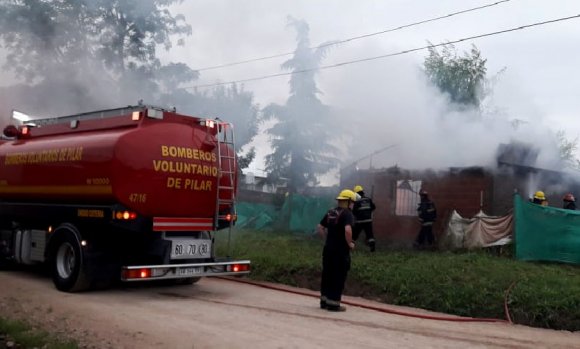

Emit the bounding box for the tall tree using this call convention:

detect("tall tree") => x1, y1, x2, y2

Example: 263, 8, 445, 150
263, 17, 338, 193
424, 43, 487, 109
88, 0, 191, 74
0, 0, 194, 115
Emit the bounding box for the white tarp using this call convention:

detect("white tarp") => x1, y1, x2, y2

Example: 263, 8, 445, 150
441, 210, 513, 249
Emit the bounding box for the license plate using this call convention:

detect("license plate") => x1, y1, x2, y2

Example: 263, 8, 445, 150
170, 239, 212, 259
177, 267, 203, 276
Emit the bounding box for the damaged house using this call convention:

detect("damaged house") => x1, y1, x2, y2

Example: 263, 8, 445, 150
340, 142, 580, 248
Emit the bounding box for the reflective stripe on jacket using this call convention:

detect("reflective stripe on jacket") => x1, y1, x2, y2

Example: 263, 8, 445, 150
353, 196, 376, 222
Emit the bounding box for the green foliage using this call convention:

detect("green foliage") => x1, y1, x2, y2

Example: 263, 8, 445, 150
0, 0, 191, 78
220, 229, 580, 331
89, 0, 192, 73
424, 43, 487, 109
263, 18, 339, 192
0, 0, 195, 113
0, 317, 78, 349
237, 147, 256, 171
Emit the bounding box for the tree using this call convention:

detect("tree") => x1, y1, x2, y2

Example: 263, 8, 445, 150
0, 1, 260, 168
424, 43, 487, 109
0, 0, 194, 114
89, 0, 191, 73
263, 17, 338, 193
556, 130, 580, 169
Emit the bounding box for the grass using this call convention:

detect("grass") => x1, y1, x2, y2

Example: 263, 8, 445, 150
216, 229, 580, 331
0, 317, 78, 349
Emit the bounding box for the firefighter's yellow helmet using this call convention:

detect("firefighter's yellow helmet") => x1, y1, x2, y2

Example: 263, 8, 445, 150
534, 191, 546, 200
336, 189, 357, 201
353, 185, 364, 193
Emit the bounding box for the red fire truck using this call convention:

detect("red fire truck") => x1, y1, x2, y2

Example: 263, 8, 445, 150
0, 105, 250, 292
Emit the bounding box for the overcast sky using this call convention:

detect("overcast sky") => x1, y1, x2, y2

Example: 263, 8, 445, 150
159, 0, 580, 180
169, 0, 580, 115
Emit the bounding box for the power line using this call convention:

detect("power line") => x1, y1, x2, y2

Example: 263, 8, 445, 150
194, 0, 512, 72
184, 14, 580, 90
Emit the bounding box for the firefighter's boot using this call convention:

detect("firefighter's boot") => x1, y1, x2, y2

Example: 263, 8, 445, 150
368, 239, 376, 252
327, 305, 347, 312
326, 299, 346, 312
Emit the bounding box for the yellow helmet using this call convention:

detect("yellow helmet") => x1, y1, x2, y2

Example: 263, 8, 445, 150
534, 191, 546, 200
337, 189, 357, 201
353, 185, 364, 193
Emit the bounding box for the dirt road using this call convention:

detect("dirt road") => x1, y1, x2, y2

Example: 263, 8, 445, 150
0, 270, 578, 349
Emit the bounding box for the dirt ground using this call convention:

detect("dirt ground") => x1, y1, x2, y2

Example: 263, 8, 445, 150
0, 270, 579, 349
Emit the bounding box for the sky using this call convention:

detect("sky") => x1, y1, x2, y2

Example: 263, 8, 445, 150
157, 0, 580, 183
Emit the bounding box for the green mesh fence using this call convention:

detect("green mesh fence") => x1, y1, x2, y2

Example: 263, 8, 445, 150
514, 194, 580, 265
281, 194, 335, 232
235, 202, 278, 230
236, 194, 334, 232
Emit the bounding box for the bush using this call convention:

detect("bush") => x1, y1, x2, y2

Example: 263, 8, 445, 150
0, 317, 78, 349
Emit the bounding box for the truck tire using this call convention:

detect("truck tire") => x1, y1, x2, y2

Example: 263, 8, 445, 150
0, 258, 13, 270
50, 227, 91, 292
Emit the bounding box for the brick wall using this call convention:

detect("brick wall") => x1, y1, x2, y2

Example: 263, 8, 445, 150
342, 167, 495, 247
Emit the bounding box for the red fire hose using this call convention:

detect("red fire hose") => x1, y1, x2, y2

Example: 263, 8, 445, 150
218, 276, 514, 324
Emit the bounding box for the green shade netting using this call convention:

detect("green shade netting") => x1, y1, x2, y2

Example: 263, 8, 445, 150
281, 194, 334, 232
515, 194, 580, 265
236, 194, 334, 232
235, 202, 278, 229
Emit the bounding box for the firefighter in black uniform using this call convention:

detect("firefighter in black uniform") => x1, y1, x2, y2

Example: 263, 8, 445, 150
352, 185, 377, 252
563, 193, 576, 210
414, 189, 437, 249
317, 189, 357, 312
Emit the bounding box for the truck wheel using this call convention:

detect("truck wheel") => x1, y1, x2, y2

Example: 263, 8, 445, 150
0, 258, 13, 270
50, 228, 90, 292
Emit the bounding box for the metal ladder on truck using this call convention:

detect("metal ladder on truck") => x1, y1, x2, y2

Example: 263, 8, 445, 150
215, 121, 237, 257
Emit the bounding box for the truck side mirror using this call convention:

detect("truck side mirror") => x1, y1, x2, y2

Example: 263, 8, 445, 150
3, 125, 19, 138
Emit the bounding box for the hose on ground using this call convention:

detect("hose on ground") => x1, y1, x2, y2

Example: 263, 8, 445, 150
504, 280, 518, 324
218, 276, 511, 324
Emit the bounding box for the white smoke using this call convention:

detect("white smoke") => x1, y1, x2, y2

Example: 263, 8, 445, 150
319, 41, 565, 175
166, 0, 580, 186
